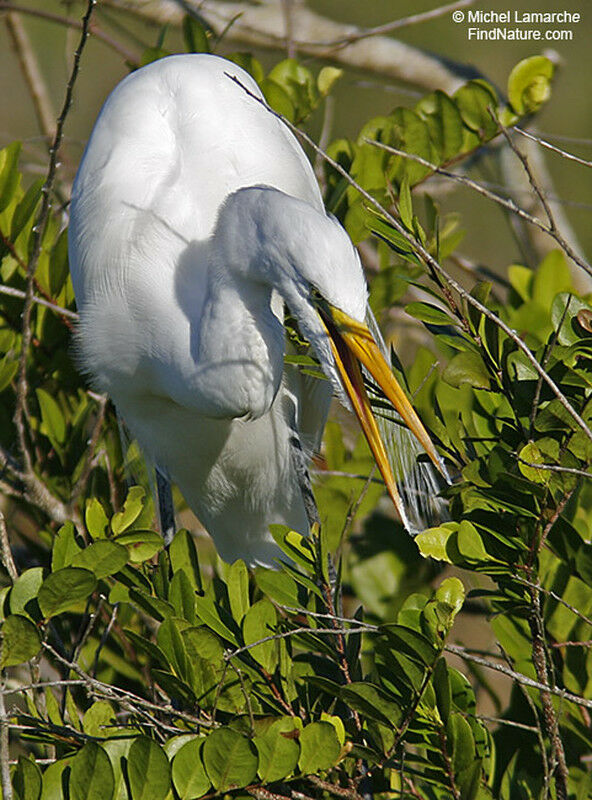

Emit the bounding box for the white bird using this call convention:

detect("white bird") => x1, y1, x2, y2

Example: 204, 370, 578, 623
69, 54, 445, 567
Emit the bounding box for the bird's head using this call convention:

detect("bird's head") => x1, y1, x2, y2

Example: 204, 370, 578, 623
215, 186, 447, 524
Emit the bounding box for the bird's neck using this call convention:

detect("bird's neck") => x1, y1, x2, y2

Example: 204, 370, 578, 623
195, 267, 285, 420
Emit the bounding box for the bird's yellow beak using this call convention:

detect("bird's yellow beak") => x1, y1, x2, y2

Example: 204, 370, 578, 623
319, 303, 445, 525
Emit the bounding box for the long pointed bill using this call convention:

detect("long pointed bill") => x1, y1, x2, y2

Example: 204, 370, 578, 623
319, 303, 446, 525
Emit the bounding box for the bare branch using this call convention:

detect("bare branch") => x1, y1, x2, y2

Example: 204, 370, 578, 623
4, 11, 56, 144
0, 1, 140, 64
0, 673, 12, 800
365, 137, 592, 280
310, 0, 475, 48
515, 127, 592, 170
446, 643, 592, 711
0, 283, 78, 321
0, 511, 18, 583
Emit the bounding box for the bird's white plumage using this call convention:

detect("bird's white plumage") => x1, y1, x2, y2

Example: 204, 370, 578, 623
70, 54, 380, 565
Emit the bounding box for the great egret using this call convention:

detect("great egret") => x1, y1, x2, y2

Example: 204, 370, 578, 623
69, 54, 446, 567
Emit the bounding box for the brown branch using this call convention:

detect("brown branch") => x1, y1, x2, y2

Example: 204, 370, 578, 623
365, 137, 592, 280
0, 672, 11, 800
0, 1, 140, 64
0, 283, 77, 321
42, 642, 211, 730
515, 127, 592, 170
446, 643, 592, 710
312, 0, 474, 49
4, 11, 56, 144
307, 775, 362, 800
13, 0, 95, 521
0, 511, 18, 582
527, 585, 569, 800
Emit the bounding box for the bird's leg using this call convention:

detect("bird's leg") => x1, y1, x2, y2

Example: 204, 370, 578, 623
155, 466, 176, 547
288, 431, 319, 529
288, 432, 342, 613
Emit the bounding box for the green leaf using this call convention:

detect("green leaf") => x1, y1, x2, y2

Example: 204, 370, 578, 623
415, 523, 456, 562
52, 522, 82, 571
340, 682, 402, 727
0, 614, 41, 666
507, 55, 554, 115
113, 530, 162, 563
381, 624, 438, 666
172, 738, 210, 799
298, 721, 341, 774
398, 175, 413, 230
10, 178, 42, 241
102, 739, 134, 800
49, 228, 70, 296
168, 570, 197, 624
255, 717, 300, 782
269, 525, 315, 570
405, 301, 454, 327
40, 759, 70, 800
194, 596, 238, 643
0, 141, 21, 212
433, 658, 451, 724
85, 499, 109, 539
255, 568, 301, 607
202, 728, 258, 791
9, 567, 44, 617
0, 354, 18, 392
227, 559, 250, 622
111, 486, 146, 535
242, 598, 278, 671
318, 66, 343, 96
446, 712, 476, 772
82, 700, 116, 738
12, 755, 42, 800
127, 737, 171, 800
453, 80, 498, 138
69, 743, 114, 800
182, 15, 211, 53
517, 442, 549, 484
169, 529, 202, 592
71, 541, 128, 579
37, 567, 97, 618
532, 249, 571, 310
157, 616, 190, 679
455, 521, 488, 562
442, 350, 490, 389
261, 78, 295, 122
36, 388, 66, 445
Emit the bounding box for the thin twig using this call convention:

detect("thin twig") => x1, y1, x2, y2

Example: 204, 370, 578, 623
0, 511, 18, 582
0, 672, 11, 800
297, 0, 474, 49
365, 138, 592, 280
42, 642, 211, 729
0, 283, 78, 321
446, 643, 592, 710
515, 127, 592, 169
0, 1, 139, 64
225, 624, 370, 660
4, 11, 56, 144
